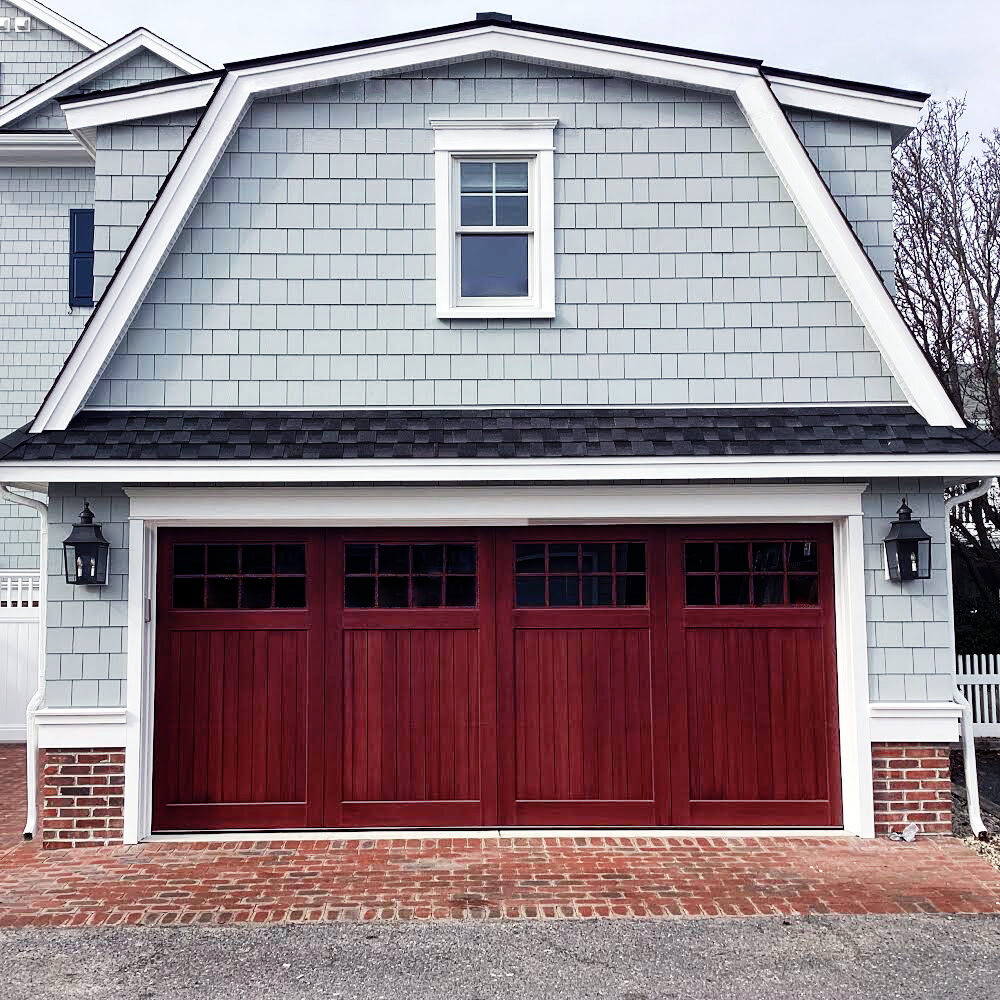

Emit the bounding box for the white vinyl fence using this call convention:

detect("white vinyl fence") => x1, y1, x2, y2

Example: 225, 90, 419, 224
0, 572, 40, 743
956, 654, 1000, 737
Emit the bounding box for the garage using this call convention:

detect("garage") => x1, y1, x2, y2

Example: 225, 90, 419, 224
152, 525, 841, 833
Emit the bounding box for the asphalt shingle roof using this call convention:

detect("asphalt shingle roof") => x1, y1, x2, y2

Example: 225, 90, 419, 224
0, 407, 997, 464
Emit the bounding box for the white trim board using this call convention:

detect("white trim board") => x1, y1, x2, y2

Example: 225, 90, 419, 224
0, 132, 92, 165
2, 452, 998, 484
0, 26, 211, 131
869, 701, 961, 743
7, 0, 104, 51
34, 707, 127, 749
62, 74, 220, 131
28, 22, 958, 433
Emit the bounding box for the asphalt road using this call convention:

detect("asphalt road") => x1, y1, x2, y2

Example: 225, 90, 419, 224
3, 915, 1000, 999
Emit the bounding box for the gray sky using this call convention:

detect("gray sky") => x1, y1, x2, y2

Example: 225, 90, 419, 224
70, 0, 997, 139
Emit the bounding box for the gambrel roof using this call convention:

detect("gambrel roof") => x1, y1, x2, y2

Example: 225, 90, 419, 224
29, 14, 963, 432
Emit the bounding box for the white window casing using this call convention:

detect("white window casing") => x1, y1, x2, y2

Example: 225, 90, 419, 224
431, 118, 557, 319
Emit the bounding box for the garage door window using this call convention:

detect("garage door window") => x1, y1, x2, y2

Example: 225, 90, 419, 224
172, 543, 307, 609
684, 540, 819, 607
344, 543, 477, 608
515, 541, 647, 607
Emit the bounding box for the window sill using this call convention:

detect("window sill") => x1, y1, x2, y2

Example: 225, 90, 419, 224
437, 304, 555, 320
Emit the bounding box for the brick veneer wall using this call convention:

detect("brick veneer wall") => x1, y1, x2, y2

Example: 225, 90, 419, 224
872, 743, 952, 836
40, 748, 125, 849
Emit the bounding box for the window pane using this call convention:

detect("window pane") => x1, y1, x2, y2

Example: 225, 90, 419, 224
174, 544, 204, 576
275, 544, 306, 575
412, 545, 444, 575
460, 194, 493, 226
753, 575, 785, 605
378, 577, 409, 608
275, 577, 306, 608
495, 195, 528, 226
345, 577, 375, 608
718, 542, 749, 572
719, 575, 751, 605
581, 543, 612, 573
445, 576, 477, 607
787, 541, 818, 573
615, 543, 646, 573
789, 575, 819, 605
515, 544, 545, 574
241, 577, 273, 609
345, 544, 375, 575
206, 545, 239, 575
378, 544, 409, 575
548, 544, 578, 573
413, 576, 443, 607
495, 161, 528, 192
173, 577, 204, 609
686, 575, 716, 606
206, 577, 239, 609
460, 235, 528, 298
445, 544, 477, 575
617, 575, 647, 607
582, 575, 613, 606
685, 543, 715, 573
460, 161, 493, 192
549, 575, 579, 606
752, 542, 784, 573
241, 544, 272, 575
516, 576, 545, 607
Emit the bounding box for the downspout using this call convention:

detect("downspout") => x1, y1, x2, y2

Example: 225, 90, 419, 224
1, 485, 47, 840
944, 478, 995, 841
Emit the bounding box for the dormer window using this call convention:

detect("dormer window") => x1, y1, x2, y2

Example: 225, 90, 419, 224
431, 119, 556, 319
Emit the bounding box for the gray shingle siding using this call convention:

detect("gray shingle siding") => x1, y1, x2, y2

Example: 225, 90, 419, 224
0, 1, 91, 108
789, 110, 895, 293
88, 59, 903, 410
0, 164, 94, 567
10, 48, 185, 131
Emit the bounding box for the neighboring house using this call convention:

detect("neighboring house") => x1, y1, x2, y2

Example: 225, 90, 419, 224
0, 0, 209, 567
2, 8, 1000, 848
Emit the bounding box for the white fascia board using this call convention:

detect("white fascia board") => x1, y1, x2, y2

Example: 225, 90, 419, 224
765, 75, 923, 131
9, 0, 104, 51
735, 76, 962, 428
0, 131, 92, 165
29, 24, 955, 431
124, 483, 868, 524
0, 27, 210, 130
4, 452, 1000, 484
62, 75, 219, 131
869, 701, 962, 743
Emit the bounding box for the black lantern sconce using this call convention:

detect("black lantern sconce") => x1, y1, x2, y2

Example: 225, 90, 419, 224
883, 498, 932, 582
62, 501, 110, 586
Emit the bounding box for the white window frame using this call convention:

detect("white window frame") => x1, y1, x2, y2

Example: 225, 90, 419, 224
431, 118, 557, 319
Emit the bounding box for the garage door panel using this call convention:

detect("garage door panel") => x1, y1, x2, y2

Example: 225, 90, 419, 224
343, 628, 481, 804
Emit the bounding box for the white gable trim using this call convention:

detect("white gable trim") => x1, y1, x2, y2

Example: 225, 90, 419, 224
61, 74, 219, 131
28, 23, 960, 432
0, 27, 211, 130
9, 0, 104, 51
0, 131, 92, 165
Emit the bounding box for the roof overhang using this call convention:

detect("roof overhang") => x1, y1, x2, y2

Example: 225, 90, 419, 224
0, 26, 211, 131
1, 453, 997, 485
0, 131, 92, 165
9, 0, 105, 52
28, 19, 958, 433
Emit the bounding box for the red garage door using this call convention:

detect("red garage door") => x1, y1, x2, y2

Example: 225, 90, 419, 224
152, 525, 841, 832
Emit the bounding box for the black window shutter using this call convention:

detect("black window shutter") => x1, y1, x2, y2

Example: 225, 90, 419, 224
69, 208, 95, 307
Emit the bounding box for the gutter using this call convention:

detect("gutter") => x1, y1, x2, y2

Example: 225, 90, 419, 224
944, 478, 994, 841
1, 485, 47, 840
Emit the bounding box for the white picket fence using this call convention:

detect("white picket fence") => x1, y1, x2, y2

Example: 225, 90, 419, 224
956, 654, 1000, 737
0, 572, 40, 743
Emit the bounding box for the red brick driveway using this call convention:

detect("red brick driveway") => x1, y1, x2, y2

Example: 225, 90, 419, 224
0, 743, 998, 928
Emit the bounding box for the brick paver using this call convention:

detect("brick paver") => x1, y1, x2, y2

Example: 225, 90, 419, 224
0, 745, 997, 928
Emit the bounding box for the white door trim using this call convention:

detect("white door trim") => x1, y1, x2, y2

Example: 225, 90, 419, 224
122, 482, 873, 842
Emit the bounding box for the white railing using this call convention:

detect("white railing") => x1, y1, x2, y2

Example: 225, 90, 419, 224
956, 654, 1000, 737
0, 572, 40, 741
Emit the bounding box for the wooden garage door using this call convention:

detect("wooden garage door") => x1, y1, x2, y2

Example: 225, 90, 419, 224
665, 526, 842, 828
152, 528, 326, 832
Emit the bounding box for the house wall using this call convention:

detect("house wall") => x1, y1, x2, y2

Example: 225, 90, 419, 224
0, 1, 91, 108
41, 479, 950, 710
88, 59, 904, 410
0, 165, 94, 567
11, 48, 185, 130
